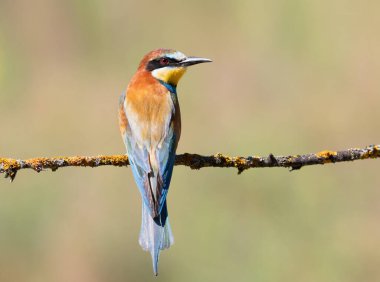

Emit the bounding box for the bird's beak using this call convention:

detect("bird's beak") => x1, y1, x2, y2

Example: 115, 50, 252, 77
180, 56, 212, 67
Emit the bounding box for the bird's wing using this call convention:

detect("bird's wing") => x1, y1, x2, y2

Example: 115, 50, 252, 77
123, 128, 155, 214
119, 92, 153, 212
121, 96, 177, 219
125, 133, 154, 210
155, 121, 177, 216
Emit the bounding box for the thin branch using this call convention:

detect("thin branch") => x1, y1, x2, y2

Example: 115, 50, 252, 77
0, 144, 379, 182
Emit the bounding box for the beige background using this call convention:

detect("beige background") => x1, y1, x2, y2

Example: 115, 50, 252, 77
0, 0, 380, 281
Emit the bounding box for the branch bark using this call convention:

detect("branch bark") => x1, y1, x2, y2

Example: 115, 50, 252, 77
0, 144, 379, 182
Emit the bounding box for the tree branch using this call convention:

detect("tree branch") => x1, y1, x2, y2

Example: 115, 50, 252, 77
0, 144, 379, 182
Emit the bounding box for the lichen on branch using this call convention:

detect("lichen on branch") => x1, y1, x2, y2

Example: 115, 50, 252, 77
0, 144, 379, 182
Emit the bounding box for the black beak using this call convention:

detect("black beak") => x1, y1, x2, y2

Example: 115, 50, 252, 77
180, 56, 212, 67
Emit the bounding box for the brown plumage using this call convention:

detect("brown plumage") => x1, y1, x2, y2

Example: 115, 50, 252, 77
118, 49, 211, 275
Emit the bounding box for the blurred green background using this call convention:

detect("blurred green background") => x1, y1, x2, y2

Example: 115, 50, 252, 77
0, 0, 380, 281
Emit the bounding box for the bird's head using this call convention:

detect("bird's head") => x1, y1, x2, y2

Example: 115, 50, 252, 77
138, 49, 212, 87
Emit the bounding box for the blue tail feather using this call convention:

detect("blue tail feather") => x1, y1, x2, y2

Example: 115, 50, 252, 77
139, 201, 174, 275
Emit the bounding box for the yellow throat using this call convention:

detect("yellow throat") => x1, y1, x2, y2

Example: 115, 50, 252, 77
152, 66, 187, 86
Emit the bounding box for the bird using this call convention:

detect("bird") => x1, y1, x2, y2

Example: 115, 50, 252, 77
118, 49, 211, 275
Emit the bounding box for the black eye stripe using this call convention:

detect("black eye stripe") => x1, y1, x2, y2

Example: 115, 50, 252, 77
146, 57, 181, 71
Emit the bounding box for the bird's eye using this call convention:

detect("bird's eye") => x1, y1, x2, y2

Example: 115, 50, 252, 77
160, 58, 169, 65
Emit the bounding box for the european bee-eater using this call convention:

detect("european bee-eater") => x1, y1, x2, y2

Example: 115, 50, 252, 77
118, 49, 211, 275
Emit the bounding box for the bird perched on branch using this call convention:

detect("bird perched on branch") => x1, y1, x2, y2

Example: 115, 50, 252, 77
118, 49, 211, 275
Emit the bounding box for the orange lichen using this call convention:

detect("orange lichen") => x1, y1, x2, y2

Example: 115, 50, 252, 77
316, 150, 337, 162
0, 158, 19, 170
368, 145, 380, 159
360, 145, 380, 159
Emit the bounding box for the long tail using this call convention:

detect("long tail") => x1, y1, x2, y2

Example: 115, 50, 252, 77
139, 201, 174, 275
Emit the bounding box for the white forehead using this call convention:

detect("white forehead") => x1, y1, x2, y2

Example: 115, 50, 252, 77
165, 51, 186, 61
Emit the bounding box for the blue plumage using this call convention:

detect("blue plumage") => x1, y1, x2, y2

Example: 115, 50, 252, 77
122, 99, 177, 275
118, 48, 211, 275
